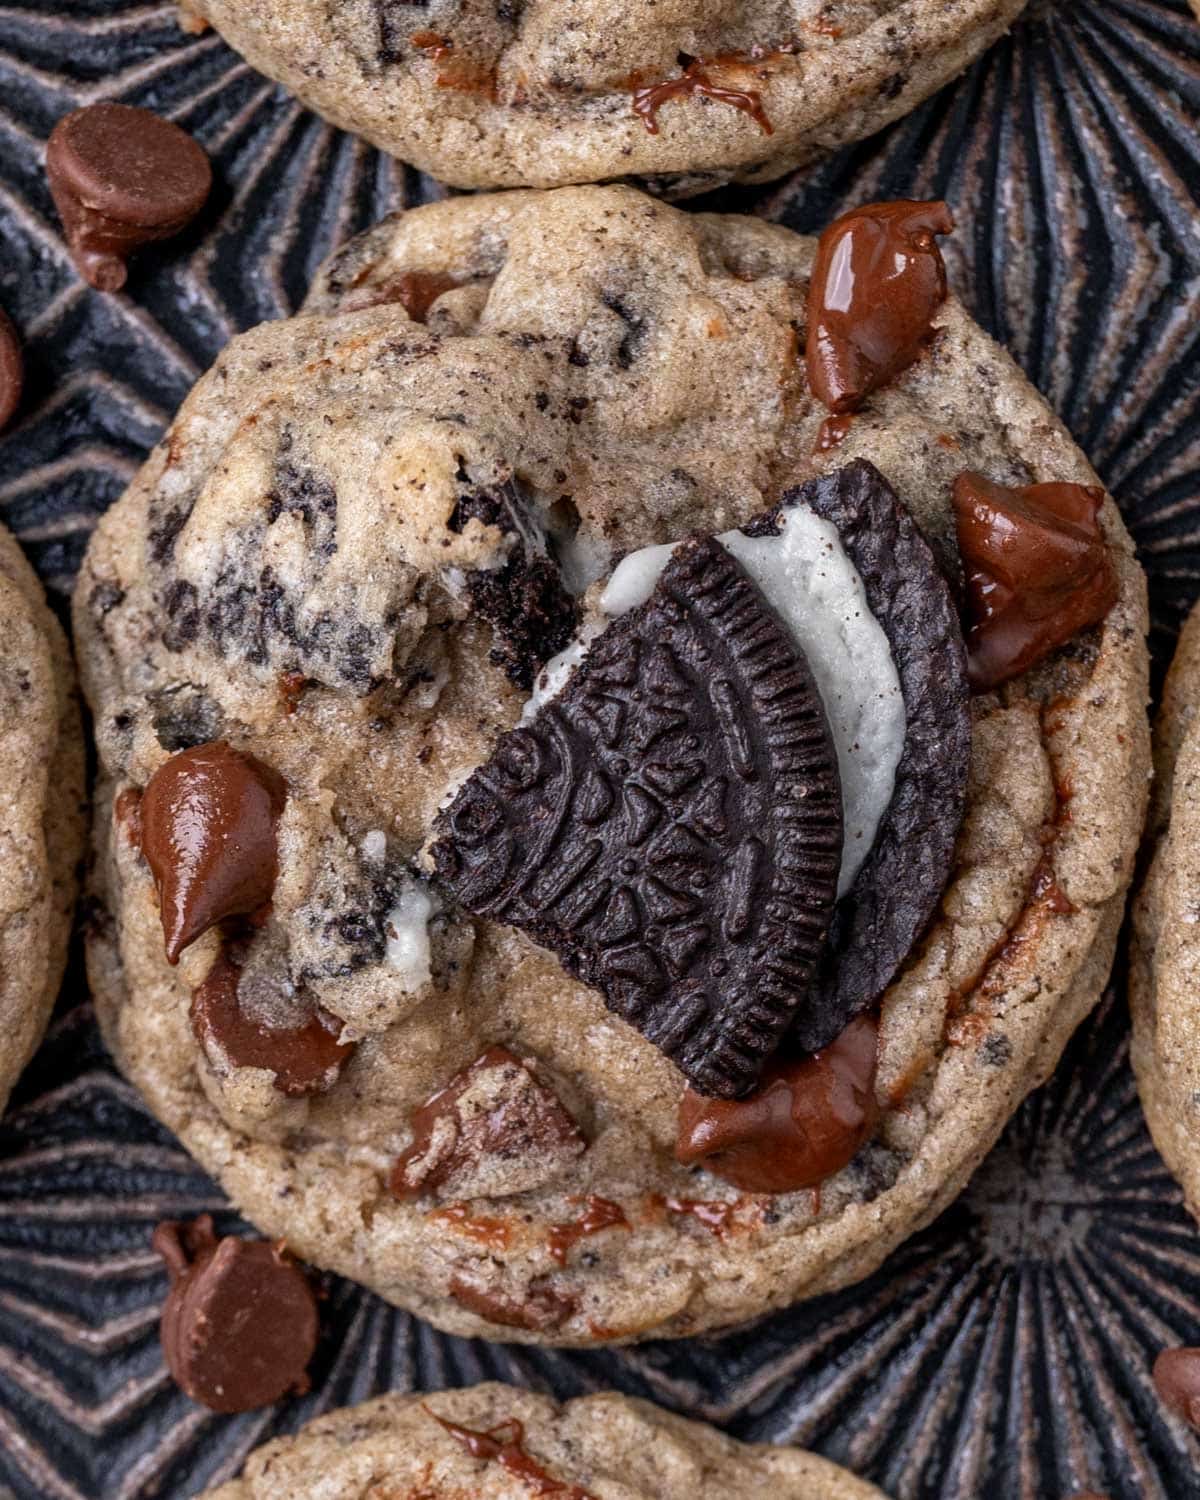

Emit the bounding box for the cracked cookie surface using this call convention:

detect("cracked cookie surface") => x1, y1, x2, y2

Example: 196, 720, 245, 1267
76, 186, 1149, 1344
178, 0, 1024, 196
202, 1383, 887, 1499
0, 522, 86, 1115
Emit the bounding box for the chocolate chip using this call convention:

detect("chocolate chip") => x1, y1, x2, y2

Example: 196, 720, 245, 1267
390, 1045, 586, 1200
774, 461, 971, 1048
446, 478, 577, 689
47, 103, 211, 292
152, 1215, 318, 1413
447, 1274, 576, 1332
139, 741, 286, 963
0, 306, 23, 432
952, 471, 1119, 691
675, 1014, 878, 1192
191, 949, 355, 1096
806, 199, 953, 413
433, 537, 842, 1098
342, 269, 463, 320
1153, 1346, 1200, 1428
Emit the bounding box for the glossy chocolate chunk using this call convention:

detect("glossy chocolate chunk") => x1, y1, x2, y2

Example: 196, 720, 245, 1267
47, 102, 211, 292
806, 199, 953, 413
952, 471, 1119, 690
428, 1411, 596, 1499
433, 537, 842, 1099
1153, 1347, 1200, 1428
0, 307, 23, 432
447, 478, 577, 690
152, 1215, 318, 1413
139, 740, 286, 963
447, 1275, 577, 1333
342, 269, 462, 320
768, 461, 970, 1049
390, 1045, 586, 1201
191, 950, 355, 1096
676, 1015, 878, 1193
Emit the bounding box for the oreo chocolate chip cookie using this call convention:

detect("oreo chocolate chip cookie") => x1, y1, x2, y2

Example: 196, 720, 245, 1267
175, 0, 1023, 196
0, 522, 86, 1117
198, 1385, 888, 1499
77, 186, 1148, 1346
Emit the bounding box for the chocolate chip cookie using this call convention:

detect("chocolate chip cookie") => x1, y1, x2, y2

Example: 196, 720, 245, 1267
75, 186, 1149, 1345
1131, 601, 1200, 1221
0, 522, 85, 1114
201, 1384, 887, 1498
177, 0, 1025, 196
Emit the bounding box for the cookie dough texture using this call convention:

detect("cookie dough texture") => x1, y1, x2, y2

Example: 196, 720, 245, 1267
202, 1385, 886, 1499
179, 0, 1025, 195
0, 523, 85, 1114
1132, 601, 1200, 1220
76, 186, 1149, 1345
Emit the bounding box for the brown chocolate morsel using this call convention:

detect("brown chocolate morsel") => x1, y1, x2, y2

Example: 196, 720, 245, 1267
139, 740, 286, 963
447, 1274, 577, 1332
390, 1045, 586, 1201
191, 950, 355, 1097
342, 269, 462, 321
427, 1409, 596, 1499
1153, 1346, 1200, 1428
46, 103, 211, 292
151, 1214, 318, 1413
806, 199, 954, 414
675, 1015, 879, 1193
0, 307, 23, 432
951, 471, 1119, 691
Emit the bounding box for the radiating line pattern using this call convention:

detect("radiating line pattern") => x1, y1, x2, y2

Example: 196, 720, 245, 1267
0, 2, 1198, 1498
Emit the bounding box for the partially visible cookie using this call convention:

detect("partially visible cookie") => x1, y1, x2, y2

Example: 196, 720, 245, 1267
1131, 601, 1200, 1219
0, 522, 86, 1114
179, 0, 1025, 196
201, 1384, 887, 1499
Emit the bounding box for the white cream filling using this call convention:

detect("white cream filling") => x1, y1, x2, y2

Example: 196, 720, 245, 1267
531, 505, 905, 896
385, 879, 436, 992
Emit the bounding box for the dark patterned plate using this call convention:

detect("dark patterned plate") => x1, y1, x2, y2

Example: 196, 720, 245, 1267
1, 3, 1199, 1497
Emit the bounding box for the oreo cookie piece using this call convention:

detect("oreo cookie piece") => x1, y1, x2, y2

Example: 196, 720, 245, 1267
770, 460, 971, 1049
432, 537, 842, 1099
447, 478, 578, 691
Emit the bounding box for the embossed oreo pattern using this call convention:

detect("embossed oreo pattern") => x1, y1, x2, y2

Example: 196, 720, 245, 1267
434, 538, 842, 1099
1, 3, 1199, 1499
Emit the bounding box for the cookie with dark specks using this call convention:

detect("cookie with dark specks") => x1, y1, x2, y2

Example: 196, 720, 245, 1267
176, 0, 1025, 196
76, 187, 1148, 1345
201, 1384, 889, 1499
0, 522, 86, 1115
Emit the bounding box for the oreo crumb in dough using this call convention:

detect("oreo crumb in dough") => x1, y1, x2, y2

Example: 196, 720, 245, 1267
433, 536, 842, 1098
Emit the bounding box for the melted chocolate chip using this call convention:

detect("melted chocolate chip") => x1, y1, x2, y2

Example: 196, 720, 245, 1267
447, 1274, 577, 1332
390, 1046, 586, 1201
1153, 1346, 1200, 1428
342, 269, 462, 320
675, 1015, 878, 1192
191, 949, 355, 1096
46, 103, 211, 292
952, 471, 1119, 690
806, 199, 953, 413
427, 1410, 596, 1498
433, 537, 842, 1099
774, 461, 970, 1048
0, 307, 23, 432
139, 741, 286, 963
152, 1215, 317, 1413
632, 54, 775, 137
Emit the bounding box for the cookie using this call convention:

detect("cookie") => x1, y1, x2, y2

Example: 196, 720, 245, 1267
0, 522, 86, 1114
176, 0, 1024, 196
200, 1384, 887, 1499
75, 185, 1149, 1345
1131, 600, 1200, 1222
